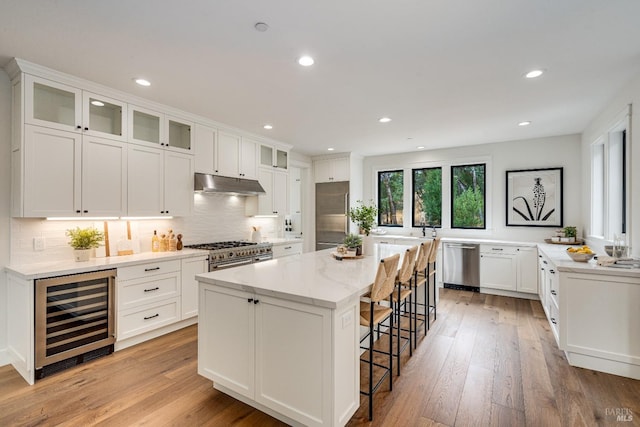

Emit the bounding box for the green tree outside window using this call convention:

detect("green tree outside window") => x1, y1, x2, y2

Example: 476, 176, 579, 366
412, 167, 442, 227
451, 164, 486, 229
378, 170, 403, 226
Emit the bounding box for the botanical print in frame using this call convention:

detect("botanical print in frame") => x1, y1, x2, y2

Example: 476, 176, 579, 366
506, 167, 563, 227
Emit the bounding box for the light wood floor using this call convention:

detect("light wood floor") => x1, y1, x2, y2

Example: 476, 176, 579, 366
1, 288, 638, 426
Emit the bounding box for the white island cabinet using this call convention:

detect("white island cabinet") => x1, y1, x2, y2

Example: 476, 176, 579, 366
197, 244, 412, 427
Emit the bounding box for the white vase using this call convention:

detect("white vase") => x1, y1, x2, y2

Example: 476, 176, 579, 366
361, 235, 374, 256
74, 249, 91, 262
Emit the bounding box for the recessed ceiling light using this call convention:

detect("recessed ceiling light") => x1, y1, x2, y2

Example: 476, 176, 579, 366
518, 121, 532, 126
263, 124, 273, 130
327, 148, 335, 151
525, 69, 544, 79
298, 56, 314, 66
254, 22, 269, 32
379, 117, 392, 123
416, 146, 425, 150
90, 100, 105, 107
134, 78, 151, 87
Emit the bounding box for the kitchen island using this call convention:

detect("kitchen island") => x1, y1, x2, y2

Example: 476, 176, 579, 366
195, 244, 412, 427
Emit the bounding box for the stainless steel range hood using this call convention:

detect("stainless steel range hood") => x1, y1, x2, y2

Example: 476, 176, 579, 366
194, 173, 265, 196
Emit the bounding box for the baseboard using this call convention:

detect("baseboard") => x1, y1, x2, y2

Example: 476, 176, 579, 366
0, 348, 8, 367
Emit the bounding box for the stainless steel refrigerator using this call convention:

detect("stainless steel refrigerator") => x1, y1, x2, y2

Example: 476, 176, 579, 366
315, 181, 349, 251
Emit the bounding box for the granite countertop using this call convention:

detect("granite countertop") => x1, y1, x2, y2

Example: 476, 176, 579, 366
5, 249, 209, 280
196, 243, 410, 309
537, 243, 640, 279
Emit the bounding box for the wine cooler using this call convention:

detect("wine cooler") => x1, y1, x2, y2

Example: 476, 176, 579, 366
35, 269, 116, 379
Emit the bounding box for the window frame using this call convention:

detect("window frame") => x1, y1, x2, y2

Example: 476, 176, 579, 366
450, 163, 486, 230
411, 166, 442, 228
377, 169, 404, 227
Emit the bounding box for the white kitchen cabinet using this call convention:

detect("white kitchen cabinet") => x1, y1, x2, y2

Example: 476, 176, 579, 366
216, 132, 258, 180
480, 244, 537, 294
128, 105, 193, 154
181, 255, 208, 319
314, 157, 350, 183
516, 246, 538, 293
289, 167, 302, 214
272, 242, 303, 258
245, 169, 288, 216
25, 74, 127, 142
127, 145, 194, 217
117, 259, 182, 341
193, 123, 217, 174
21, 125, 126, 217
260, 143, 288, 170
199, 284, 334, 427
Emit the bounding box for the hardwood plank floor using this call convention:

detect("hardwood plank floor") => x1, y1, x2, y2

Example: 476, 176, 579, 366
0, 288, 638, 426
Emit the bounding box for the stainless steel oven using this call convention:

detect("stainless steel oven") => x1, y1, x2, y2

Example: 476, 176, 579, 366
185, 241, 273, 271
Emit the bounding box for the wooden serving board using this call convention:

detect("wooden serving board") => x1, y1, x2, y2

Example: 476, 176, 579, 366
331, 252, 363, 259
544, 238, 584, 245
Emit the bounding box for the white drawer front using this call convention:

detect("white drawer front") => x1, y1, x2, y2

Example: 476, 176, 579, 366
117, 297, 180, 340
118, 273, 180, 310
117, 260, 180, 281
273, 242, 303, 258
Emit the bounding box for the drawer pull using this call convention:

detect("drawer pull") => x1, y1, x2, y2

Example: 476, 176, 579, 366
550, 290, 557, 295
284, 246, 292, 250
144, 287, 160, 293
491, 248, 503, 251
550, 317, 557, 325
144, 313, 159, 320
550, 270, 556, 274
543, 260, 548, 264
144, 267, 161, 272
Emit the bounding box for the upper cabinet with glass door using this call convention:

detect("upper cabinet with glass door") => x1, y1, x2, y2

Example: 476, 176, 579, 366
260, 143, 288, 170
128, 104, 193, 154
24, 75, 127, 142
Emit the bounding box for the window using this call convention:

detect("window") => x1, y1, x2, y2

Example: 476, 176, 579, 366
590, 111, 629, 241
378, 170, 403, 226
412, 167, 442, 227
451, 164, 486, 229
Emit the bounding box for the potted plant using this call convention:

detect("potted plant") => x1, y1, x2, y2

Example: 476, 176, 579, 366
343, 233, 363, 256
66, 226, 105, 261
563, 226, 577, 242
349, 200, 377, 236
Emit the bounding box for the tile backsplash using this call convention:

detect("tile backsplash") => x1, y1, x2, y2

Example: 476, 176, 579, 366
10, 193, 279, 265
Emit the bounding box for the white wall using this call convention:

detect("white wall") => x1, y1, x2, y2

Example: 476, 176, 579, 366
582, 71, 640, 257
363, 134, 582, 243
0, 71, 11, 365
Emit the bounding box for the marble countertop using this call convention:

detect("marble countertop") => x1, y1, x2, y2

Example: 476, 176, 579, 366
267, 236, 304, 246
196, 244, 411, 309
5, 249, 209, 280
537, 243, 640, 279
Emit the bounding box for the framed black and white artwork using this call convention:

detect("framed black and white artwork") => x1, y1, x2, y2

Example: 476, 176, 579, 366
506, 167, 563, 227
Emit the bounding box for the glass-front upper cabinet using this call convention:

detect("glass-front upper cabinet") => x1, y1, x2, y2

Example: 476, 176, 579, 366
129, 105, 193, 153
260, 144, 288, 169
24, 75, 128, 141
24, 75, 81, 132
82, 92, 127, 141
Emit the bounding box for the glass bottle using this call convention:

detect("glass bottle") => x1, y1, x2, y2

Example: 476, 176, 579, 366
151, 230, 160, 252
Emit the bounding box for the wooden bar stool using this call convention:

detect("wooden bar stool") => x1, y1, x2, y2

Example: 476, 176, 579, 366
390, 245, 418, 371
426, 237, 441, 327
359, 253, 400, 421
412, 240, 433, 348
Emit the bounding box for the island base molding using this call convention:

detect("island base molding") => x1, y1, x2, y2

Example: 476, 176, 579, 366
214, 384, 307, 427
565, 351, 640, 380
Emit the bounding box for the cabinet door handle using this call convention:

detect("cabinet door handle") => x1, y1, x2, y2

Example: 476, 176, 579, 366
254, 299, 260, 304
550, 317, 557, 325
248, 298, 254, 303
76, 125, 82, 129
83, 210, 88, 213
144, 287, 160, 292
550, 270, 555, 274
543, 260, 548, 264
84, 127, 89, 131
550, 290, 557, 295
144, 313, 159, 320
144, 267, 160, 272
76, 210, 81, 213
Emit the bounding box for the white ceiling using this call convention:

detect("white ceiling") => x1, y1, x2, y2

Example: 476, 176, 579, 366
2, 1, 640, 157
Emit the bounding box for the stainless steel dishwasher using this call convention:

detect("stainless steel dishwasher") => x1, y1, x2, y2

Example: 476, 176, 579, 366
443, 242, 480, 291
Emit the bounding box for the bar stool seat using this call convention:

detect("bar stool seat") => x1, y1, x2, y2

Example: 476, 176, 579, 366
359, 253, 400, 421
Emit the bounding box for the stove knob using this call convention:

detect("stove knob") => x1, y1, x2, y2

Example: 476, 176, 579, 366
239, 250, 245, 256
229, 252, 234, 257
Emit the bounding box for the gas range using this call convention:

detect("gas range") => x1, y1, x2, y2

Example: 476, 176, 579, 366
185, 240, 273, 270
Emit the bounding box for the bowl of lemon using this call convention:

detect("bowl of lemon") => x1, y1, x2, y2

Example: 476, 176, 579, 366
566, 246, 595, 262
